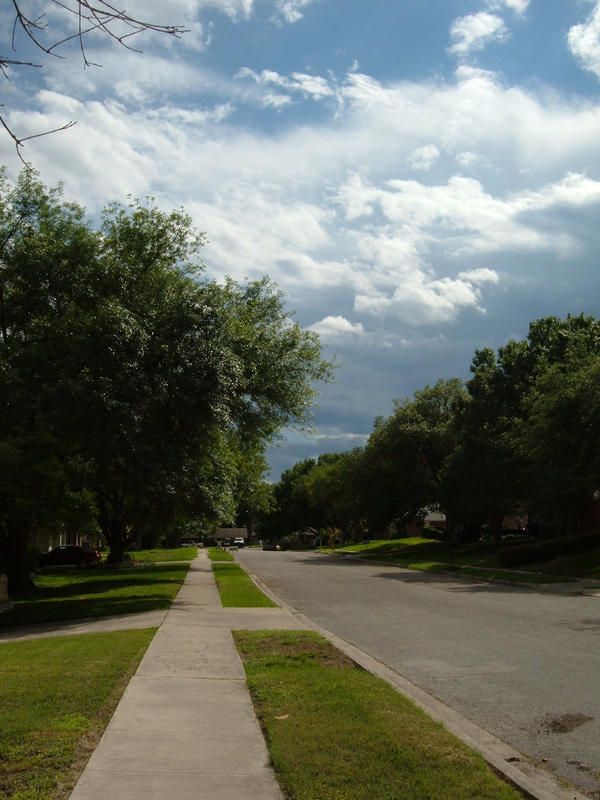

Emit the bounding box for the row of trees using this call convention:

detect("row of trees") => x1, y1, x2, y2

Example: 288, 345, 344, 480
0, 168, 333, 593
261, 314, 600, 544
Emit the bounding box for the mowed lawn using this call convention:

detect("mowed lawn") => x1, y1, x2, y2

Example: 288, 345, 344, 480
0, 629, 155, 800
211, 562, 276, 607
208, 546, 276, 606
0, 563, 190, 628
333, 537, 581, 582
129, 547, 198, 563
234, 630, 523, 800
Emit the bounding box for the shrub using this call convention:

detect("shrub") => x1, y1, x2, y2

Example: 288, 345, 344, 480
498, 529, 600, 568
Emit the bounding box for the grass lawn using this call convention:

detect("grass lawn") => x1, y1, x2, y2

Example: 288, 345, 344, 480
361, 556, 573, 584
334, 537, 441, 555
0, 563, 190, 628
531, 548, 600, 579
332, 537, 577, 584
0, 628, 155, 800
128, 546, 197, 562
208, 547, 234, 562
234, 630, 522, 800
211, 562, 276, 607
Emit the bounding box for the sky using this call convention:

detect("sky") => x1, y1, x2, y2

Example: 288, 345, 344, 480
3, 0, 600, 479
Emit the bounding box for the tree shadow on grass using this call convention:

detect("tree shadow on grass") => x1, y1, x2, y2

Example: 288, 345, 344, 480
0, 564, 189, 627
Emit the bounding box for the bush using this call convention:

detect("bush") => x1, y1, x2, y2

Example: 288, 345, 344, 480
498, 529, 600, 568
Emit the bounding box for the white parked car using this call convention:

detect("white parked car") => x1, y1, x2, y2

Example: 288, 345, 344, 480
233, 537, 245, 547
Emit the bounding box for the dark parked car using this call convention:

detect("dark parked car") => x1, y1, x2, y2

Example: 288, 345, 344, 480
39, 545, 102, 567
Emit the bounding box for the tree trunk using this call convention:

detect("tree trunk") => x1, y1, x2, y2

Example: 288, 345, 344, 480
98, 494, 134, 564
1, 523, 36, 596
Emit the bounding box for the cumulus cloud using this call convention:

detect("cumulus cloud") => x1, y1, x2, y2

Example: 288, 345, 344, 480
488, 0, 529, 14
449, 12, 508, 57
353, 272, 492, 325
194, 0, 255, 20
236, 67, 334, 103
457, 268, 499, 284
273, 0, 322, 23
309, 316, 366, 340
568, 2, 600, 79
456, 150, 489, 169
10, 58, 600, 334
408, 145, 440, 171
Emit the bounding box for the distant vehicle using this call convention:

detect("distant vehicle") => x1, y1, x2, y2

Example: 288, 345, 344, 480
233, 537, 245, 548
39, 545, 102, 567
262, 542, 277, 551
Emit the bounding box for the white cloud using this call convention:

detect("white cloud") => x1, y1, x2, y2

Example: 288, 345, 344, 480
457, 268, 499, 285
309, 316, 365, 340
236, 67, 334, 102
274, 0, 322, 24
262, 92, 294, 109
456, 150, 489, 169
408, 145, 440, 171
488, 0, 529, 14
43, 50, 223, 102
10, 64, 600, 332
353, 271, 491, 325
449, 12, 508, 57
194, 0, 255, 20
568, 2, 600, 79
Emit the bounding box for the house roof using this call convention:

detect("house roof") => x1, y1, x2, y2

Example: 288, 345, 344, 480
216, 528, 247, 539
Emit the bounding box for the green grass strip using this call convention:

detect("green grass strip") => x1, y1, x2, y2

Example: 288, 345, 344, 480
363, 556, 574, 583
0, 563, 190, 628
208, 547, 234, 562
234, 630, 523, 800
129, 547, 197, 562
533, 549, 600, 579
211, 562, 276, 607
0, 628, 155, 800
333, 537, 440, 554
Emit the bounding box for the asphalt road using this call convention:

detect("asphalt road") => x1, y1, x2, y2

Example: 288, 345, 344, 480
237, 548, 600, 797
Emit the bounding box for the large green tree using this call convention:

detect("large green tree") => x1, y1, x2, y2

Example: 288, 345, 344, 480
0, 168, 332, 592
361, 378, 466, 536
515, 351, 600, 531
442, 314, 600, 537
259, 458, 318, 541
303, 449, 368, 540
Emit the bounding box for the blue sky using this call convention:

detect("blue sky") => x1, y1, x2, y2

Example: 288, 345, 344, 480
4, 0, 600, 478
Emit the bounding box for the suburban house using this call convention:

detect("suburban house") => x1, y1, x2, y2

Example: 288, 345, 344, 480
29, 528, 104, 554
212, 527, 248, 545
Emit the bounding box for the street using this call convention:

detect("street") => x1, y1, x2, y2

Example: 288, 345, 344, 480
237, 548, 600, 797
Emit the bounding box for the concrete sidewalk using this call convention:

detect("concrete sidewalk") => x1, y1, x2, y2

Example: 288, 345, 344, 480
68, 552, 301, 800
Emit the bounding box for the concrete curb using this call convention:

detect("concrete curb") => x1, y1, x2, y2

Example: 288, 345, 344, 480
246, 568, 594, 800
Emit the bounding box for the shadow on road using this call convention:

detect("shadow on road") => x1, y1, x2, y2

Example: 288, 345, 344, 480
268, 551, 584, 596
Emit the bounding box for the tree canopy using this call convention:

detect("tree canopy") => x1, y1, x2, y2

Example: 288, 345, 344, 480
258, 314, 600, 548
0, 167, 333, 592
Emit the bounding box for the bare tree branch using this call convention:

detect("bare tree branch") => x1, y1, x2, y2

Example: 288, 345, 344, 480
2, 0, 188, 159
